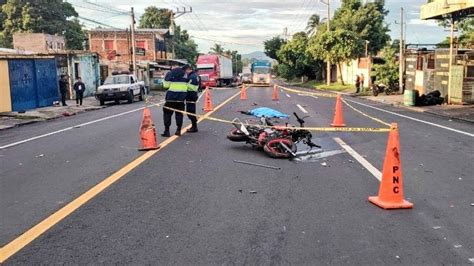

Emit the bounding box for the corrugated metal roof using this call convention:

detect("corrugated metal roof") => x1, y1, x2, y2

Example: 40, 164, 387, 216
87, 28, 169, 35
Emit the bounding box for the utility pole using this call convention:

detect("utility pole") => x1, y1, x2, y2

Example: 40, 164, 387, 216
130, 7, 137, 76
447, 15, 455, 104
320, 0, 331, 86
399, 7, 404, 94
170, 7, 193, 59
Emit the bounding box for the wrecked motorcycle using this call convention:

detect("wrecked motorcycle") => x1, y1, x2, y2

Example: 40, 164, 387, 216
227, 112, 320, 159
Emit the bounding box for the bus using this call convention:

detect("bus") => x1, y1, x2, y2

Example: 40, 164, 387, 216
251, 60, 271, 85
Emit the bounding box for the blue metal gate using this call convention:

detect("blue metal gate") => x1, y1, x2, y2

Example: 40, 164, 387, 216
8, 59, 37, 111
35, 59, 59, 107
8, 58, 59, 111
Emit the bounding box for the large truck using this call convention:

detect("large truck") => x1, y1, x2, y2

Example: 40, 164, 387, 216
251, 60, 271, 85
196, 54, 233, 87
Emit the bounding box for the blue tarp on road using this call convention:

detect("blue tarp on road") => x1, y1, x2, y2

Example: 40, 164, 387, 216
248, 107, 289, 118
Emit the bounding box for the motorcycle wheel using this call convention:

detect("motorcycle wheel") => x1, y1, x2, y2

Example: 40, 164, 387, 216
371, 88, 379, 96
263, 138, 297, 159
385, 89, 392, 95
227, 128, 249, 142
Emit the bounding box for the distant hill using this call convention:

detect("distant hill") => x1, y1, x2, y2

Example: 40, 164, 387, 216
241, 51, 272, 61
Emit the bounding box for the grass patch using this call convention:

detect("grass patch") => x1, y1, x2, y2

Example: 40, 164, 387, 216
299, 80, 356, 92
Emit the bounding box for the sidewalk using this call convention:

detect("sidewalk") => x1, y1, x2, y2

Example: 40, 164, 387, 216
357, 94, 474, 123
0, 97, 105, 130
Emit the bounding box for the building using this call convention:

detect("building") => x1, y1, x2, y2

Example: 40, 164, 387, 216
13, 33, 66, 53
0, 55, 59, 112
87, 28, 171, 78
405, 48, 474, 104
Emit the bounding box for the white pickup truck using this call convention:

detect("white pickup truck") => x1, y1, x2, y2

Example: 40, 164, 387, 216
96, 73, 145, 105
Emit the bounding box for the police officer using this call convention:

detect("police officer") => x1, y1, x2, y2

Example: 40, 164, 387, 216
186, 68, 200, 133
161, 64, 191, 137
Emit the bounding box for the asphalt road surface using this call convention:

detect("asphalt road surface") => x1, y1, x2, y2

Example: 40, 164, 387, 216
1, 85, 473, 264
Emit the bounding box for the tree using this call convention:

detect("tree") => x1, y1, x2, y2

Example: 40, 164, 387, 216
1, 0, 83, 48
172, 25, 199, 65
277, 32, 320, 79
331, 0, 390, 55
64, 18, 85, 50
308, 29, 364, 84
139, 7, 172, 29
373, 45, 399, 86
263, 36, 286, 60
306, 14, 325, 36
210, 43, 224, 54
438, 17, 474, 48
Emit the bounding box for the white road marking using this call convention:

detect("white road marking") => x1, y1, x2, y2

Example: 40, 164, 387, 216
334, 137, 382, 181
297, 104, 308, 114
286, 94, 291, 98
345, 99, 474, 137
297, 93, 318, 99
197, 92, 204, 102
0, 101, 165, 150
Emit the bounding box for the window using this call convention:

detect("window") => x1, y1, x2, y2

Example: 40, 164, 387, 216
74, 63, 80, 79
104, 40, 114, 50
416, 55, 424, 71
136, 40, 146, 49
427, 54, 435, 70
467, 66, 474, 78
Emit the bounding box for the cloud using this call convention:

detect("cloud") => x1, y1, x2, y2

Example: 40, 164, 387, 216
72, 0, 447, 54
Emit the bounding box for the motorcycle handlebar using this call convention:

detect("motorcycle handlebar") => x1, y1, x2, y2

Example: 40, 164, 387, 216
293, 112, 305, 127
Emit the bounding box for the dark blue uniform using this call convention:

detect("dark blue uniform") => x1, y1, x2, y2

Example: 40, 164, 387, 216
162, 67, 189, 136
186, 71, 200, 132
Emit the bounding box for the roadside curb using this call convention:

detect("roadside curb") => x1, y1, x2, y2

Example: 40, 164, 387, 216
349, 95, 474, 124
279, 80, 474, 124
0, 105, 108, 131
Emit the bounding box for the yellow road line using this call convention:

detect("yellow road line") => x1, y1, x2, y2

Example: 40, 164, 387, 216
341, 98, 391, 127
0, 91, 241, 263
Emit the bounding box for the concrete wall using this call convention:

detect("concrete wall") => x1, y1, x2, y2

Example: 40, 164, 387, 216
13, 33, 65, 53
341, 59, 369, 88
0, 60, 12, 112
70, 54, 100, 97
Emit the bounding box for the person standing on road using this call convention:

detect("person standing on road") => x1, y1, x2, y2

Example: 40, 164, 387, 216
185, 67, 200, 133
360, 73, 365, 91
161, 65, 190, 137
59, 75, 69, 106
355, 74, 361, 93
73, 77, 86, 106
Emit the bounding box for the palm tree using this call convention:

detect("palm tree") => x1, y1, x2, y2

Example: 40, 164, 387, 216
306, 14, 325, 36
210, 43, 224, 54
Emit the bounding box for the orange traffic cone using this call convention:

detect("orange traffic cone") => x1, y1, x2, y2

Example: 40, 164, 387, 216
138, 107, 160, 151
272, 85, 280, 101
240, 84, 248, 100
203, 87, 214, 112
331, 94, 346, 127
369, 123, 413, 209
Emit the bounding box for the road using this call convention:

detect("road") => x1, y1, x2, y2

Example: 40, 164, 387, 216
1, 85, 473, 264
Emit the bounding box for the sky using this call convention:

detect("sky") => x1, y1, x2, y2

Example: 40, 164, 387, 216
70, 0, 448, 54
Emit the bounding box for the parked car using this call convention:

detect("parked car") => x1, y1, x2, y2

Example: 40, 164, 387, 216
96, 73, 145, 105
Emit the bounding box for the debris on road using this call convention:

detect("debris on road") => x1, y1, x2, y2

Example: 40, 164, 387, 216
36, 154, 45, 158
249, 190, 257, 194
321, 162, 328, 167
433, 226, 441, 230
233, 160, 281, 170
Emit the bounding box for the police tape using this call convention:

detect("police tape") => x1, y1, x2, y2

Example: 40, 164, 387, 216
277, 86, 339, 98
341, 98, 391, 127
159, 105, 391, 133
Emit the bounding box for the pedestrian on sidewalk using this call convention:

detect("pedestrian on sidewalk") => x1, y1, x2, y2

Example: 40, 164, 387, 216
59, 75, 69, 106
360, 73, 365, 91
161, 64, 190, 137
355, 74, 361, 93
185, 67, 200, 133
73, 77, 86, 106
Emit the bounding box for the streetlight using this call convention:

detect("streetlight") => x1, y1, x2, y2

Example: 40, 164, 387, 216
320, 0, 331, 85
